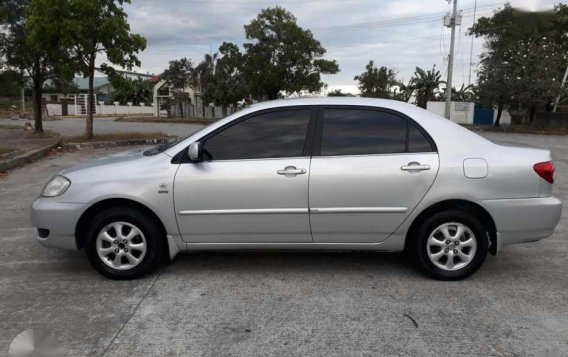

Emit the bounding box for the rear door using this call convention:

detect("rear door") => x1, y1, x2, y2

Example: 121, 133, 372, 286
309, 106, 439, 243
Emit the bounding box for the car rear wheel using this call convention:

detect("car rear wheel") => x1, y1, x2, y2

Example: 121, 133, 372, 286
85, 207, 163, 280
409, 210, 488, 280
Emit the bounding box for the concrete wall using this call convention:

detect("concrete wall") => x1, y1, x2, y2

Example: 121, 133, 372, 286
45, 102, 152, 116
97, 103, 153, 115
426, 101, 475, 124
494, 109, 511, 125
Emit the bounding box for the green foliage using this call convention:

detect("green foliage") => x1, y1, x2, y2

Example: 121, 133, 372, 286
410, 65, 443, 109
162, 58, 194, 117
242, 6, 339, 99
1, 0, 71, 132
51, 0, 146, 137
107, 71, 152, 105
470, 3, 568, 122
0, 69, 23, 97
43, 77, 79, 95
354, 61, 398, 99
391, 81, 414, 103
327, 89, 353, 97
205, 42, 249, 113
438, 84, 476, 102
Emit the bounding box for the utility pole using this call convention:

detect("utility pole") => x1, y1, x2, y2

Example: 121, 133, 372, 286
467, 0, 477, 86
444, 0, 459, 119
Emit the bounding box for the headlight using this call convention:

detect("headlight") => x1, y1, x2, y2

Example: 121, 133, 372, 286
41, 176, 71, 197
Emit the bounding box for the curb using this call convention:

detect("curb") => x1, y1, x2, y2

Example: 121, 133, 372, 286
0, 136, 61, 173
61, 137, 174, 150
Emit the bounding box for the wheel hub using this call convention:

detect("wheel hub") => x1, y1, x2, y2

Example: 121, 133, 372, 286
95, 221, 147, 270
426, 222, 477, 271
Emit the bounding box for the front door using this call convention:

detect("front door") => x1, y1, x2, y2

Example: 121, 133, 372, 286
309, 107, 439, 243
173, 107, 315, 243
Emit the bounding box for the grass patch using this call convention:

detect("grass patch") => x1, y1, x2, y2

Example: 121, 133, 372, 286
0, 147, 16, 156
24, 130, 59, 139
115, 116, 216, 125
63, 132, 173, 143
0, 124, 24, 130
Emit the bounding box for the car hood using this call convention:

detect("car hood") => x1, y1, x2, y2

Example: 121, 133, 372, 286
60, 147, 150, 176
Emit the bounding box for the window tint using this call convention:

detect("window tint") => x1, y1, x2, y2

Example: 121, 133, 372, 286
203, 109, 311, 160
408, 123, 433, 152
321, 109, 407, 156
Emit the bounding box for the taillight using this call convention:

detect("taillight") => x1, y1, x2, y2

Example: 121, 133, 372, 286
534, 161, 555, 184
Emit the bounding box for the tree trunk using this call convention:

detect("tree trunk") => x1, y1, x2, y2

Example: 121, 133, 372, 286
222, 105, 227, 117
32, 74, 43, 133
85, 54, 96, 138
494, 103, 503, 128
528, 105, 535, 123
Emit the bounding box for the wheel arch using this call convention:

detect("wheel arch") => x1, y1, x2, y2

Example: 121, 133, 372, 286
405, 199, 498, 255
75, 198, 169, 257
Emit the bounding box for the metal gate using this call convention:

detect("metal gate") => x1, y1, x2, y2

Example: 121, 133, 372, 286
74, 94, 97, 115
473, 106, 494, 125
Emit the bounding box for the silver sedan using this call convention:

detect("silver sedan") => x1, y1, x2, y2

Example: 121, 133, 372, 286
31, 98, 562, 280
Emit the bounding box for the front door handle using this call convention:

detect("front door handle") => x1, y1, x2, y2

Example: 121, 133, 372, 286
277, 166, 306, 177
401, 162, 431, 171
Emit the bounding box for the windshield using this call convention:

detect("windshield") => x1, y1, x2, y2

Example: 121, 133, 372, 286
143, 126, 207, 156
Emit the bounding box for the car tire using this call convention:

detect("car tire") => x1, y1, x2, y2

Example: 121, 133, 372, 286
409, 210, 488, 280
85, 207, 164, 280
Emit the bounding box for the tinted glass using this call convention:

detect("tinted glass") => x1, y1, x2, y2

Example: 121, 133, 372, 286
203, 109, 311, 160
321, 109, 407, 156
408, 124, 433, 152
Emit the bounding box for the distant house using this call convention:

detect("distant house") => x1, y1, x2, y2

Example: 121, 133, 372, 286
151, 76, 238, 119
42, 68, 154, 104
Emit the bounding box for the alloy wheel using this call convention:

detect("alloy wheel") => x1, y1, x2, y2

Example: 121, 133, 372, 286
95, 221, 147, 270
426, 222, 477, 271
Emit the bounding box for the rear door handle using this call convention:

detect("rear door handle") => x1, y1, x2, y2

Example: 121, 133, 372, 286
277, 166, 306, 177
401, 162, 431, 171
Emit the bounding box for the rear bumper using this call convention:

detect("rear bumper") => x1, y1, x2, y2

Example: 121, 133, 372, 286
478, 196, 562, 247
31, 198, 87, 250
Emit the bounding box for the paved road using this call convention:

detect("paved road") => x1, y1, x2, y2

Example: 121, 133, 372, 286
0, 133, 567, 356
0, 117, 203, 137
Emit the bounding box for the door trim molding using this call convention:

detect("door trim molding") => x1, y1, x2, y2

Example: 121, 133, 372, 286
178, 208, 309, 215
310, 207, 408, 213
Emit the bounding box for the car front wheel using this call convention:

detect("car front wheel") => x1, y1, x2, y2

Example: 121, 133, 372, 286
410, 210, 488, 280
85, 207, 164, 280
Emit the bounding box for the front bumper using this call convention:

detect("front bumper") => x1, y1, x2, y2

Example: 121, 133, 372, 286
31, 198, 87, 250
478, 196, 562, 247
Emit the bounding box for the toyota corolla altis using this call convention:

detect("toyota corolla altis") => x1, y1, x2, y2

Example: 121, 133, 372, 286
32, 98, 562, 280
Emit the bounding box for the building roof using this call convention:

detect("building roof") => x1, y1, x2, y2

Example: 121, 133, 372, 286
72, 77, 110, 90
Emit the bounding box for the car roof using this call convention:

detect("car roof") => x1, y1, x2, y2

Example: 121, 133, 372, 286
248, 97, 419, 112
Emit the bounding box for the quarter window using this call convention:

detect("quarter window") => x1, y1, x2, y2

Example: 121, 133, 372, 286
320, 109, 433, 156
203, 109, 311, 160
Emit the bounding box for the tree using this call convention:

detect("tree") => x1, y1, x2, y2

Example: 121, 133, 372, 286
205, 42, 249, 116
242, 7, 339, 99
470, 4, 568, 123
0, 69, 24, 98
43, 77, 79, 96
58, 0, 146, 138
327, 89, 353, 97
410, 65, 443, 109
161, 58, 194, 117
107, 71, 152, 105
391, 81, 414, 103
438, 84, 476, 102
354, 61, 397, 98
1, 0, 70, 132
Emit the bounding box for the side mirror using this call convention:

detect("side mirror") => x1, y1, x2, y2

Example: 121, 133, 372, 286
187, 142, 202, 161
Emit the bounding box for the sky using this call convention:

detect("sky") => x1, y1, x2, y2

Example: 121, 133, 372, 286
121, 0, 559, 95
